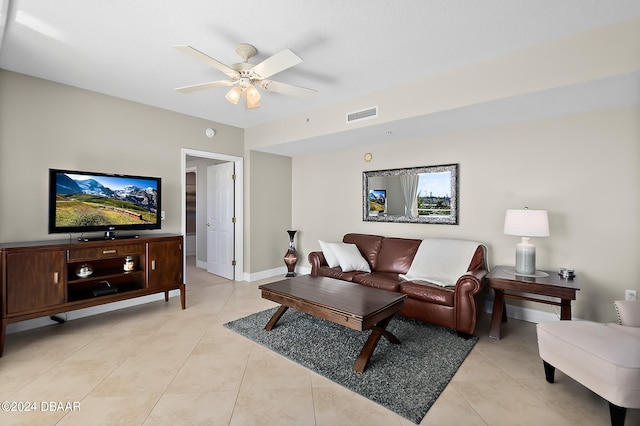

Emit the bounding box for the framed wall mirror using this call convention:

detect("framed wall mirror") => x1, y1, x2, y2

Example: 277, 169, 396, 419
363, 163, 459, 224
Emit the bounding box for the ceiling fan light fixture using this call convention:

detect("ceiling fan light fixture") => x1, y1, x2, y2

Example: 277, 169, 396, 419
225, 86, 242, 104
175, 43, 316, 109
246, 83, 260, 101
246, 96, 260, 109
245, 83, 261, 109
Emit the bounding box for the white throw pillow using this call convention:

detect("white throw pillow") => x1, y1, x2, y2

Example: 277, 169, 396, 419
318, 240, 340, 268
326, 242, 371, 273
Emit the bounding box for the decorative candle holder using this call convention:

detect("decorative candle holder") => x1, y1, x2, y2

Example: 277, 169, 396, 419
284, 230, 298, 277
123, 255, 135, 272
76, 263, 94, 278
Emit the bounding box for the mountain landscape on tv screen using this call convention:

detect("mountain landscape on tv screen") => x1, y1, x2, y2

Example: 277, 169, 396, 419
55, 173, 158, 226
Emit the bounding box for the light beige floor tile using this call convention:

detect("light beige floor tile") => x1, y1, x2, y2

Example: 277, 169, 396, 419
451, 348, 514, 383
230, 386, 315, 426
0, 358, 62, 393
453, 379, 573, 426
54, 395, 159, 426
312, 385, 403, 426
167, 353, 248, 393
239, 346, 312, 390
1, 328, 96, 363
190, 326, 254, 356
0, 406, 68, 426
418, 386, 486, 426
89, 357, 176, 399
12, 359, 117, 402
473, 340, 542, 379
143, 391, 237, 426
64, 332, 151, 364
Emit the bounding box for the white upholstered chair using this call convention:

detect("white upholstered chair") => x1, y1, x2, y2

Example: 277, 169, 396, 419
537, 300, 640, 426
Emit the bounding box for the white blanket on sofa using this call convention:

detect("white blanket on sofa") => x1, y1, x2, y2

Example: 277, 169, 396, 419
399, 238, 482, 287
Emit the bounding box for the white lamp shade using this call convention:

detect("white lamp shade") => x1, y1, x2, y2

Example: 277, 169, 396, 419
503, 209, 550, 237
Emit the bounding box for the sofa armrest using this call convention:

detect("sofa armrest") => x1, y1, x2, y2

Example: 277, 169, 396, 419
308, 251, 327, 276
454, 269, 488, 334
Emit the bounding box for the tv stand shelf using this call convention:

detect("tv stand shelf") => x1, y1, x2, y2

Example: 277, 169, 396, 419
0, 234, 185, 357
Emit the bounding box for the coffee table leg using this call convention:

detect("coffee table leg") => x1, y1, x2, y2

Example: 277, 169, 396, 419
353, 316, 399, 373
264, 305, 289, 331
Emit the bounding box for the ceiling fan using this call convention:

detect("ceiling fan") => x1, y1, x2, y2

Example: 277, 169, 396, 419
173, 43, 317, 109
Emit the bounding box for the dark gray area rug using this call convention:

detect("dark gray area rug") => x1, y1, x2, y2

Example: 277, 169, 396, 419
224, 307, 478, 424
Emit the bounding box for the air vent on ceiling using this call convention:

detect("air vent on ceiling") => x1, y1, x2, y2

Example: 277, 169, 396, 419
346, 106, 378, 123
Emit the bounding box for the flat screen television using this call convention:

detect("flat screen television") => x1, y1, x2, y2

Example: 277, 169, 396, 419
48, 168, 161, 239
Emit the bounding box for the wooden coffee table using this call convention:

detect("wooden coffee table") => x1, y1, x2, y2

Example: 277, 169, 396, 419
258, 275, 407, 373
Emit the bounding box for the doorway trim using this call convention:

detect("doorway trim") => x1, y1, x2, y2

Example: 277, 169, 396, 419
181, 148, 244, 281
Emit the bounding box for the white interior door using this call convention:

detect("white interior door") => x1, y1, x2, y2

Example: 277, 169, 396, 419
206, 162, 235, 279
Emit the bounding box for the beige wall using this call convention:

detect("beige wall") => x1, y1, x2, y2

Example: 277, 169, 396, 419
292, 106, 639, 323
246, 150, 292, 273
0, 70, 244, 243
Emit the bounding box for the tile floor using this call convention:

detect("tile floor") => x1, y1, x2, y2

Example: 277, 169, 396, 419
0, 258, 637, 425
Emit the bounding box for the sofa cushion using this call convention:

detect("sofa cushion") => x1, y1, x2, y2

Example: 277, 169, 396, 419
318, 240, 341, 268
375, 237, 421, 274
352, 272, 401, 292
317, 265, 365, 282
400, 281, 455, 306
326, 242, 371, 272
343, 233, 383, 270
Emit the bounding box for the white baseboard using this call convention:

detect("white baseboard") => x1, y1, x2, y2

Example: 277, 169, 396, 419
243, 265, 311, 282
482, 300, 564, 323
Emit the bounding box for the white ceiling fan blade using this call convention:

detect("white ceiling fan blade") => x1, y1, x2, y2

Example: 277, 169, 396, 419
175, 80, 235, 93
173, 45, 239, 79
260, 80, 317, 99
251, 49, 302, 79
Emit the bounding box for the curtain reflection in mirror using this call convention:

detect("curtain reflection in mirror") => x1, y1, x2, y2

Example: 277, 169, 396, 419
400, 173, 418, 218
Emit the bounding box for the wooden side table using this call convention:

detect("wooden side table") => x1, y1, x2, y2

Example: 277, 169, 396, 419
487, 265, 580, 340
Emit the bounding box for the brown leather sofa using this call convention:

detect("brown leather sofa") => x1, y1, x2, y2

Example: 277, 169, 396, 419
308, 233, 488, 335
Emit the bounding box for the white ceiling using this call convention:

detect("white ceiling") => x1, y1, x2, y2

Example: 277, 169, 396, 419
1, 0, 639, 137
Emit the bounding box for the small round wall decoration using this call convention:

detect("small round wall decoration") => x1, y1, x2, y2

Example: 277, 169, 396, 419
364, 152, 373, 162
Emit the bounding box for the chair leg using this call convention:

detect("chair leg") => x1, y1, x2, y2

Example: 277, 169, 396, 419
543, 361, 555, 383
609, 402, 626, 426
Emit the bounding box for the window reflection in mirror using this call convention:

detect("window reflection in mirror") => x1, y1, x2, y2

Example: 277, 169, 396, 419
363, 164, 458, 224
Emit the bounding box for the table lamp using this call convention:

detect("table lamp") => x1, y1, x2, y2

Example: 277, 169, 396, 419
503, 208, 549, 275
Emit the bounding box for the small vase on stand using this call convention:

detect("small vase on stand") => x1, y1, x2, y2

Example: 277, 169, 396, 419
284, 230, 298, 277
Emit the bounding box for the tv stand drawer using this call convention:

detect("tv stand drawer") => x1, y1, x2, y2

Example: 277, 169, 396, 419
68, 243, 145, 261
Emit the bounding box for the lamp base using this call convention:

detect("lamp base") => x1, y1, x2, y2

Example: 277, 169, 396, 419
515, 237, 536, 274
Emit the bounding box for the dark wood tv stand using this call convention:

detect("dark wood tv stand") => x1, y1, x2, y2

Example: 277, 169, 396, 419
0, 234, 185, 357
